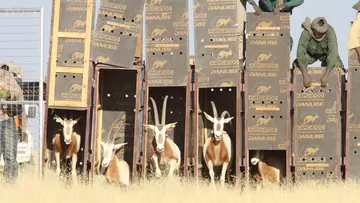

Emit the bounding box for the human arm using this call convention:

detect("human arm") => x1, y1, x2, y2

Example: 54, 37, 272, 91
296, 30, 311, 69
326, 28, 342, 69
8, 76, 23, 117
275, 0, 304, 13
247, 0, 262, 15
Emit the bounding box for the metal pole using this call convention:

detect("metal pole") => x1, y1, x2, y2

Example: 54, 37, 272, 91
39, 7, 44, 179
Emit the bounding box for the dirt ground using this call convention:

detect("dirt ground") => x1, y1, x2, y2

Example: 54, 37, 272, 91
0, 163, 359, 203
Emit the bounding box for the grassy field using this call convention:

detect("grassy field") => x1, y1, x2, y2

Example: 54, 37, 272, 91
0, 163, 359, 203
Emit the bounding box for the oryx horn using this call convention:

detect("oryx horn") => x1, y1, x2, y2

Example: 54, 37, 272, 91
210, 101, 218, 118
150, 97, 160, 125
161, 95, 169, 125
220, 110, 231, 119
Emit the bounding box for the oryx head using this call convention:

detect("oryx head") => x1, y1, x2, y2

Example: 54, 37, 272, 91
203, 101, 234, 141
54, 114, 81, 145
143, 95, 177, 153
100, 137, 127, 168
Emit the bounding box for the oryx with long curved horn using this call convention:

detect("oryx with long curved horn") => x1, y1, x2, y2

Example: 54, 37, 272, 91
202, 101, 234, 187
143, 95, 181, 178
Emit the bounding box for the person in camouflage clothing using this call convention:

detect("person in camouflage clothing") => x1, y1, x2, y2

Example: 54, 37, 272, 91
0, 63, 23, 183
246, 0, 304, 51
293, 17, 343, 88
349, 1, 360, 63
5, 62, 27, 143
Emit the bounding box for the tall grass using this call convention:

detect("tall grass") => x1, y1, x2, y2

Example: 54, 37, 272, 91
0, 165, 359, 203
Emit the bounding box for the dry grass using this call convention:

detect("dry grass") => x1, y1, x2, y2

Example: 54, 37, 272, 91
0, 164, 359, 203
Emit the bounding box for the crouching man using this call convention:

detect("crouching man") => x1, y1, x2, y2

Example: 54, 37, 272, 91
293, 17, 343, 88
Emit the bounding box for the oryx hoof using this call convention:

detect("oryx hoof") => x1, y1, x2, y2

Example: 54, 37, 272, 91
220, 178, 225, 187
155, 170, 161, 178
56, 168, 61, 176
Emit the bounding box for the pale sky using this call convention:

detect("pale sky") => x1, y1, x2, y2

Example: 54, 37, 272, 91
0, 0, 357, 79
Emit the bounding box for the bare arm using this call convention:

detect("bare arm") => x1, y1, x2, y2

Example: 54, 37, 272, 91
247, 0, 262, 14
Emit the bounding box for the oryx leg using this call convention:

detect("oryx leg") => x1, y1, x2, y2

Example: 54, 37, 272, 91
220, 162, 229, 187
168, 159, 177, 177
71, 154, 78, 183
55, 151, 60, 177
207, 160, 215, 186
151, 154, 161, 178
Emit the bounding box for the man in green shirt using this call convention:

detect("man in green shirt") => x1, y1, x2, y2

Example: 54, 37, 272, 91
247, 0, 304, 51
293, 17, 343, 88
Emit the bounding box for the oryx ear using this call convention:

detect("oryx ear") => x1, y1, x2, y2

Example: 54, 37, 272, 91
72, 116, 82, 124
114, 142, 127, 150
54, 114, 64, 125
203, 111, 214, 123
143, 124, 157, 131
165, 122, 177, 130
223, 117, 234, 123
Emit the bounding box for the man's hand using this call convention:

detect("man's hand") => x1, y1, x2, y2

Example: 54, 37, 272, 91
320, 68, 333, 88
320, 75, 328, 88
274, 4, 286, 15
252, 4, 262, 16
254, 9, 262, 16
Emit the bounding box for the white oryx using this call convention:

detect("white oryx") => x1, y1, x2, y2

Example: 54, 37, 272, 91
52, 114, 81, 184
99, 137, 130, 186
203, 101, 233, 187
250, 150, 283, 184
143, 95, 181, 178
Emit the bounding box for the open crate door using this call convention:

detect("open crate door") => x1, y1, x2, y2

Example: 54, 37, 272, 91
192, 0, 245, 184
44, 108, 89, 183
93, 67, 142, 183
195, 85, 241, 184
142, 85, 191, 179
244, 12, 291, 185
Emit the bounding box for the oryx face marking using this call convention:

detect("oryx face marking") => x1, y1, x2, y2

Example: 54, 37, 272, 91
203, 101, 234, 141
54, 115, 81, 145
100, 141, 127, 168
146, 95, 177, 153
144, 123, 177, 153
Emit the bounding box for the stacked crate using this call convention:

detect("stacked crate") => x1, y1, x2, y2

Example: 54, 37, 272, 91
44, 0, 96, 178
293, 67, 343, 181
90, 0, 145, 183
346, 48, 360, 179
143, 0, 191, 179
192, 0, 244, 182
244, 13, 291, 182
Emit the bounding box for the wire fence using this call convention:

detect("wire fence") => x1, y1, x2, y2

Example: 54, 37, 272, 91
0, 8, 44, 179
